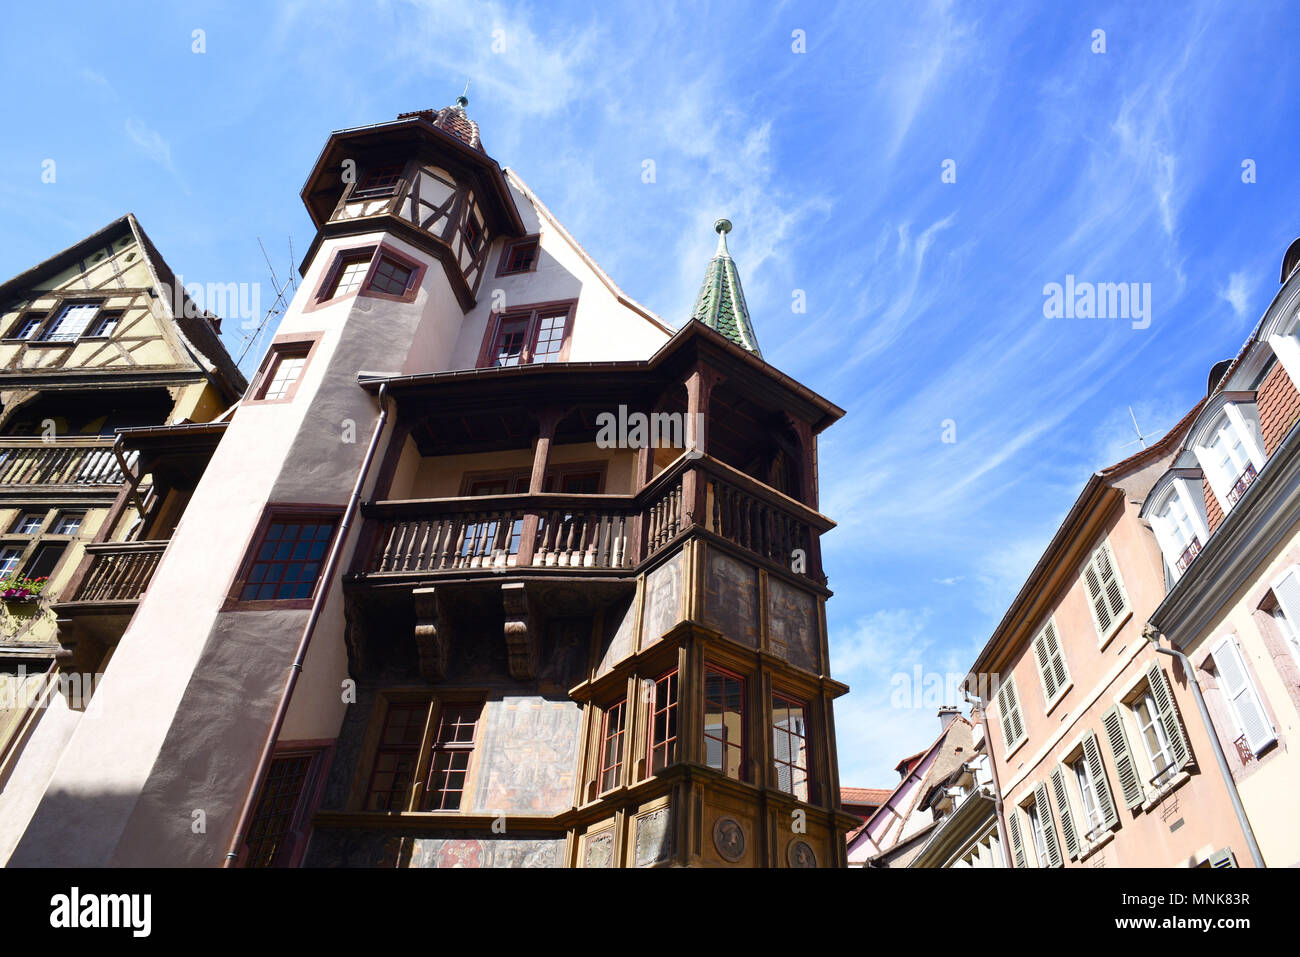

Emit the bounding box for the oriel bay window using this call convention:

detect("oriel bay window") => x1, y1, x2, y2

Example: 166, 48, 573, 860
312, 243, 426, 308
478, 300, 577, 368
229, 509, 340, 607
703, 665, 745, 780
363, 698, 483, 812
772, 691, 811, 800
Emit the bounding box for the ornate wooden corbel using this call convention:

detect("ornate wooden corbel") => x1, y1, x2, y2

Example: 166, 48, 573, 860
413, 586, 451, 682
501, 581, 539, 680
343, 590, 368, 678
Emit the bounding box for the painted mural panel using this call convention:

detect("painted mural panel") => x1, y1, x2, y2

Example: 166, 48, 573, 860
596, 593, 637, 678
409, 836, 564, 868
582, 827, 616, 868
641, 553, 683, 648
767, 578, 819, 673
471, 696, 581, 814
703, 547, 759, 647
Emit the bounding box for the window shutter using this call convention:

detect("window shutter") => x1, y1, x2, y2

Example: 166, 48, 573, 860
1102, 705, 1145, 809
1006, 808, 1026, 868
1274, 567, 1300, 630
1033, 782, 1063, 867
1049, 765, 1079, 860
1094, 542, 1129, 626
1033, 631, 1058, 702
1145, 661, 1191, 772
1083, 559, 1112, 636
996, 677, 1024, 750
1082, 731, 1118, 830
1044, 621, 1069, 693
1211, 636, 1276, 756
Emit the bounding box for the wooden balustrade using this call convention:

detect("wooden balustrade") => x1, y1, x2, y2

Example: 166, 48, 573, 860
72, 541, 166, 602
358, 456, 829, 579
0, 440, 135, 486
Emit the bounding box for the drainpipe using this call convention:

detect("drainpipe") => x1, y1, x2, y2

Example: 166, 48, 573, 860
223, 383, 390, 866
966, 690, 1014, 869
1143, 624, 1266, 868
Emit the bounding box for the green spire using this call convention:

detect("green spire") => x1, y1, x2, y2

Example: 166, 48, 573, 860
689, 218, 762, 357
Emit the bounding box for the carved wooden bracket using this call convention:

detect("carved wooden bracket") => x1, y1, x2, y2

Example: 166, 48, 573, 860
343, 591, 367, 678
413, 586, 451, 682
501, 581, 540, 680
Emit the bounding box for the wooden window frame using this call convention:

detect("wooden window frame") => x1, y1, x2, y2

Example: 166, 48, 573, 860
304, 242, 428, 313
245, 332, 324, 405
647, 668, 679, 775
598, 697, 628, 794
35, 300, 103, 345
703, 663, 747, 782
222, 503, 343, 611
242, 742, 333, 868
495, 234, 541, 277
771, 689, 812, 802
358, 694, 485, 813
475, 299, 578, 369
457, 461, 608, 497
348, 163, 406, 201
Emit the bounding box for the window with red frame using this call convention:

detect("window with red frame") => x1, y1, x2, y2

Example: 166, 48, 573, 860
254, 345, 310, 401
771, 692, 811, 801
482, 303, 575, 368
366, 255, 415, 297
423, 702, 482, 810
704, 666, 745, 780
321, 252, 373, 301
499, 237, 539, 275
238, 516, 336, 601
462, 214, 484, 255
648, 670, 679, 774
364, 702, 425, 811
245, 752, 317, 867
351, 164, 404, 199
599, 698, 628, 792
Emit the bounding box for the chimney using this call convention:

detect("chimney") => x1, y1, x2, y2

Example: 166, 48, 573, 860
938, 706, 961, 732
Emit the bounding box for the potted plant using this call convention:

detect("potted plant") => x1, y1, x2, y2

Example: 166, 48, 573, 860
0, 575, 48, 603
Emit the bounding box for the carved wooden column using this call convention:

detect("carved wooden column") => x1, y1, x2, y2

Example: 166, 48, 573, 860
516, 407, 564, 566
681, 365, 722, 529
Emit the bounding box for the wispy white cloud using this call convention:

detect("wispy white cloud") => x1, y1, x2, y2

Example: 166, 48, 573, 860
1217, 269, 1255, 319
124, 117, 177, 176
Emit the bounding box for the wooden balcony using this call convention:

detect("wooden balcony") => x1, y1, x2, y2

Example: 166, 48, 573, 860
0, 437, 135, 487
354, 454, 831, 583
71, 541, 167, 603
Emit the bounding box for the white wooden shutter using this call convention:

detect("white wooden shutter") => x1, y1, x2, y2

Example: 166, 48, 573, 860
1033, 630, 1058, 702
1273, 567, 1300, 644
1211, 635, 1276, 756
1145, 661, 1191, 773
1033, 782, 1063, 867
1082, 730, 1119, 830
996, 676, 1025, 750
1084, 541, 1129, 639
1102, 705, 1145, 809
1033, 620, 1069, 703
1049, 765, 1079, 860
1007, 808, 1026, 868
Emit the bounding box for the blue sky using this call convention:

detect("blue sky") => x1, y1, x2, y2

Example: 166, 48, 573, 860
2, 1, 1299, 786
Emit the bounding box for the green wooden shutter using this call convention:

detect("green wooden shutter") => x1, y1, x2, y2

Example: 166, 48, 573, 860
1102, 705, 1145, 809
1049, 765, 1079, 860
1033, 781, 1063, 867
1146, 661, 1191, 772
1082, 730, 1119, 830
1007, 808, 1026, 868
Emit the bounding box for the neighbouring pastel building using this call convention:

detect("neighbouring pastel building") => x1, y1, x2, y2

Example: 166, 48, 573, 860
3, 99, 855, 867
0, 215, 245, 859
967, 401, 1255, 869
1145, 237, 1300, 868
846, 708, 977, 867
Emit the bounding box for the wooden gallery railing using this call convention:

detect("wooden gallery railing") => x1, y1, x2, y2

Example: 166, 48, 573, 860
71, 541, 167, 602
358, 455, 830, 579
0, 438, 137, 486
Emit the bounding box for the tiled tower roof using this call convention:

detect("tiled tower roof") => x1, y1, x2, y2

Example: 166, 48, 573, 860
398, 95, 482, 151
689, 219, 762, 356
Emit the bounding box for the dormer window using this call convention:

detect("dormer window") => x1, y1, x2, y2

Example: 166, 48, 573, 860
1192, 403, 1266, 514
8, 314, 44, 340
478, 301, 577, 368
351, 164, 404, 200
1146, 476, 1210, 583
